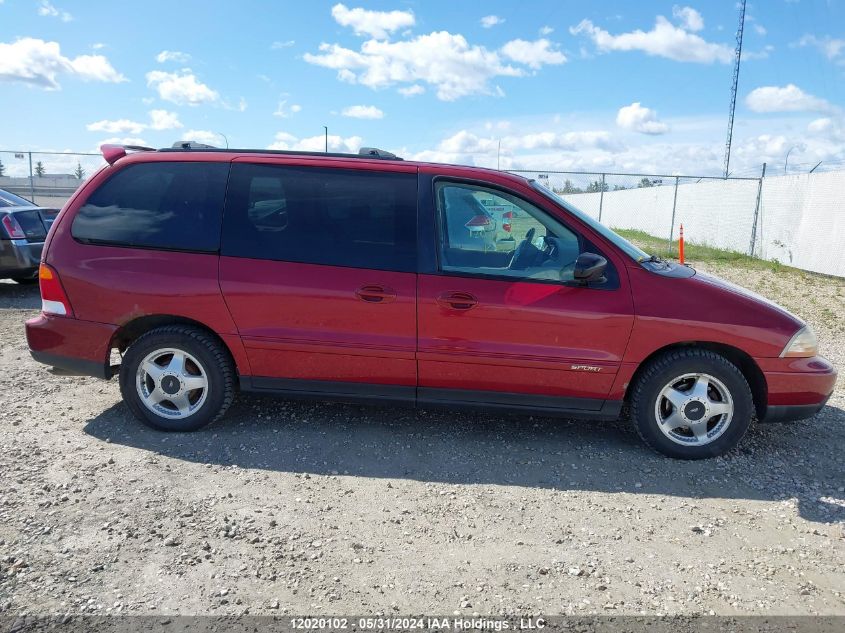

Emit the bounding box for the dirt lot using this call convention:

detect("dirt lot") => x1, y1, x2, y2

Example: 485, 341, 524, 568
1, 262, 843, 618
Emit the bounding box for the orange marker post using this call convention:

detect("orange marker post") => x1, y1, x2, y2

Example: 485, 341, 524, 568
679, 224, 685, 265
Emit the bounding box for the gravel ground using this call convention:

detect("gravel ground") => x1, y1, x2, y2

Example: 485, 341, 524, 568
0, 264, 843, 618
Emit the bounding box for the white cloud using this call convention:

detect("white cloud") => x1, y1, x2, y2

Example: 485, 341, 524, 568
156, 50, 191, 63
398, 84, 425, 97
331, 3, 415, 39
794, 34, 845, 62
148, 109, 182, 130
271, 40, 295, 49
808, 117, 845, 142
570, 15, 733, 63
97, 136, 149, 148
341, 104, 384, 119
38, 1, 72, 22
273, 99, 302, 118
180, 130, 224, 146
306, 29, 575, 100
616, 102, 669, 135
68, 55, 127, 83
435, 129, 619, 155
500, 38, 566, 69
268, 131, 363, 153
87, 118, 146, 135
0, 38, 126, 89
671, 6, 703, 32
145, 70, 219, 106
539, 26, 554, 36
752, 24, 767, 36
481, 15, 504, 29
91, 43, 106, 50
745, 84, 834, 113
86, 110, 182, 135
306, 32, 525, 100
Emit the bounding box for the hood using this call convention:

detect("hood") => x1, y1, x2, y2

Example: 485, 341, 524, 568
694, 270, 803, 325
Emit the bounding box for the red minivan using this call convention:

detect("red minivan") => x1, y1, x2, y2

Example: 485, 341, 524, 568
25, 144, 836, 459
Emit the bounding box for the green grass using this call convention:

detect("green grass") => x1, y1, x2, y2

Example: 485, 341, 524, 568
614, 228, 785, 272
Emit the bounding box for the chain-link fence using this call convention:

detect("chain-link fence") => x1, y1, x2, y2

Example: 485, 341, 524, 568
0, 150, 106, 208
510, 170, 764, 256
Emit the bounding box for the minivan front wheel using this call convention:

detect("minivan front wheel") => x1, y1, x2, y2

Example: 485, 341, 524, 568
119, 325, 234, 432
629, 349, 754, 459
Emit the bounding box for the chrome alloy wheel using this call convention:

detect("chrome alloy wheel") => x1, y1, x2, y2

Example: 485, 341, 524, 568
654, 373, 734, 446
135, 348, 209, 418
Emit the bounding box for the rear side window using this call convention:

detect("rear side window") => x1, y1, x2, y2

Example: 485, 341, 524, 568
221, 163, 417, 272
72, 162, 229, 252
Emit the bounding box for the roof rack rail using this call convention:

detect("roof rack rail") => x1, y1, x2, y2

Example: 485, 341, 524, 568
358, 147, 401, 160
158, 146, 404, 160
100, 143, 155, 165
171, 141, 218, 150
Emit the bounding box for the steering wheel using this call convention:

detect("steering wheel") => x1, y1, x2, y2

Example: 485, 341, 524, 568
509, 227, 538, 270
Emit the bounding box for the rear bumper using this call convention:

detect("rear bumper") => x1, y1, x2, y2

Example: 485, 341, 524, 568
26, 313, 117, 379
757, 355, 837, 423
0, 239, 42, 277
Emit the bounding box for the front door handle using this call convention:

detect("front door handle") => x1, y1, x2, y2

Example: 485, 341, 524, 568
436, 291, 478, 311
356, 284, 396, 303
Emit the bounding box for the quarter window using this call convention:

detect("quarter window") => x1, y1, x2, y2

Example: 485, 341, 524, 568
72, 161, 229, 252
221, 163, 417, 272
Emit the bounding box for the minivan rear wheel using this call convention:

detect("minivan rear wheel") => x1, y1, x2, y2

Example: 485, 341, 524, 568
629, 349, 754, 459
119, 325, 234, 432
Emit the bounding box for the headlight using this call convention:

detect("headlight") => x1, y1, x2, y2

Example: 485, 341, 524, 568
780, 326, 818, 358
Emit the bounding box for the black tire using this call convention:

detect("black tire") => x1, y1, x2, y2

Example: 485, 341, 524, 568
11, 275, 38, 285
629, 349, 754, 459
119, 325, 235, 432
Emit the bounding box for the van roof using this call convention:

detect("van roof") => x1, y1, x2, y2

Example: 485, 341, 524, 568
99, 143, 530, 187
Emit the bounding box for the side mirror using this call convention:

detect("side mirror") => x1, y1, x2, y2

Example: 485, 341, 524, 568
574, 252, 607, 283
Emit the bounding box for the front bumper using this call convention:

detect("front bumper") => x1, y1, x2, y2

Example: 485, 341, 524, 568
0, 239, 42, 277
26, 313, 118, 379
757, 355, 837, 423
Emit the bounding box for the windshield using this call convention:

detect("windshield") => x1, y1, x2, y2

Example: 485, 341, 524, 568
530, 180, 650, 262
0, 189, 36, 208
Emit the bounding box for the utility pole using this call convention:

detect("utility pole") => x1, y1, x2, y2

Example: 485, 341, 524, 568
323, 126, 328, 153
784, 146, 797, 174
723, 0, 746, 179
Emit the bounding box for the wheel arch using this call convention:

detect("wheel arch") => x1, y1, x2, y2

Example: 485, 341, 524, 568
109, 315, 241, 380
624, 341, 767, 419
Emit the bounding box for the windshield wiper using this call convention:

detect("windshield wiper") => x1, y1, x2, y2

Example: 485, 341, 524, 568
638, 254, 666, 264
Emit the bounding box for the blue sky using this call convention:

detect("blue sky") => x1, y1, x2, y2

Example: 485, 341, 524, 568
1, 0, 844, 177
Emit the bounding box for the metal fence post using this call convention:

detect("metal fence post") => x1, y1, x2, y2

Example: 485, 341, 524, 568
598, 173, 606, 222
28, 152, 35, 203
668, 176, 680, 249
748, 162, 766, 257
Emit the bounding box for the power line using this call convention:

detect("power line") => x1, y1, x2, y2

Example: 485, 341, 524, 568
723, 0, 746, 179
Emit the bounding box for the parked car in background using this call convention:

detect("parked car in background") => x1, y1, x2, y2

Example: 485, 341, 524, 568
25, 144, 837, 459
0, 188, 59, 284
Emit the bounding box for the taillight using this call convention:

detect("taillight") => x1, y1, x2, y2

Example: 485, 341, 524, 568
39, 263, 74, 317
1, 214, 26, 239
502, 211, 512, 233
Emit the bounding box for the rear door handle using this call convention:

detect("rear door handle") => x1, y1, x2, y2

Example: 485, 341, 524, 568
355, 284, 396, 303
436, 291, 478, 311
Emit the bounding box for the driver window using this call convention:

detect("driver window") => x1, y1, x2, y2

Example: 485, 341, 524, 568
436, 182, 583, 282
